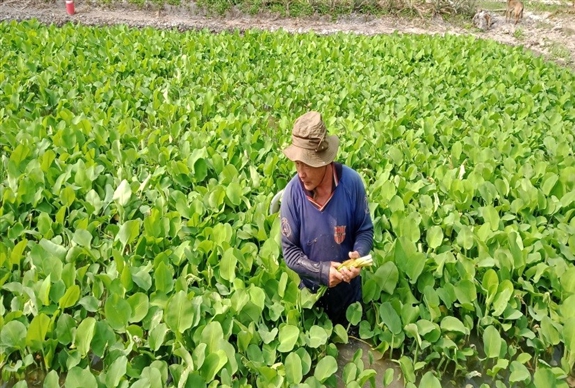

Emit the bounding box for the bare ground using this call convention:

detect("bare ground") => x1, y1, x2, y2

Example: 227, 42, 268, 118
1, 0, 575, 68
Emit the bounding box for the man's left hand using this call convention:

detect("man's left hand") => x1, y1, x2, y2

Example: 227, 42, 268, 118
340, 251, 361, 283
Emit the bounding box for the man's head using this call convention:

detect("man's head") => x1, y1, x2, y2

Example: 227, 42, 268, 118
282, 111, 339, 168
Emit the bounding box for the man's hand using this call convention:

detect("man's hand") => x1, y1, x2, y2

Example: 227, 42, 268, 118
328, 262, 344, 287
341, 251, 361, 283
328, 251, 362, 287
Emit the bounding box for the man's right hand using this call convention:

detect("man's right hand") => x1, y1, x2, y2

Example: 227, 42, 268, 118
328, 262, 345, 287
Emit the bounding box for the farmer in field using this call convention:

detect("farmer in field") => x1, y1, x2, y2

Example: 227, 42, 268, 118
280, 111, 374, 326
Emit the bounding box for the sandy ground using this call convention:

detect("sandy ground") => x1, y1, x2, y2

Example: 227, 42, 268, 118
1, 0, 574, 67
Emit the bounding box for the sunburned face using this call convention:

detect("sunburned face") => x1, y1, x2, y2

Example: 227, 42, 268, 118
295, 161, 327, 192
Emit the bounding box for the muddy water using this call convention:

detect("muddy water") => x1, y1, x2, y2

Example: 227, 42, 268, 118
336, 338, 404, 388
335, 337, 491, 388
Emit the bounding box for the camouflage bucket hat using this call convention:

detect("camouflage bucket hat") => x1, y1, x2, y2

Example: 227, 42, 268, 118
282, 111, 339, 168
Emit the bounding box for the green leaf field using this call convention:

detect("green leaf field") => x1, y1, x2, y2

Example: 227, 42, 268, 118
0, 19, 574, 388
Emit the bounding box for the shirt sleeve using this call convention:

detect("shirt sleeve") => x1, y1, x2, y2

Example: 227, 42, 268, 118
280, 183, 330, 287
352, 174, 374, 257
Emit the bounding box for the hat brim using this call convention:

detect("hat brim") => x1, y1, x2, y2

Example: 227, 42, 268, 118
282, 135, 339, 168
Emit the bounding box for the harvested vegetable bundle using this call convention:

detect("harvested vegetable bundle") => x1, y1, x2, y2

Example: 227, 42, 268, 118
336, 254, 373, 271
315, 254, 373, 299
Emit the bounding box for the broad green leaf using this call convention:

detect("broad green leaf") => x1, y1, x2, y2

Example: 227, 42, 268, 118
117, 220, 141, 248
483, 269, 499, 309
561, 295, 575, 320
193, 343, 208, 370
140, 364, 163, 388
357, 369, 377, 386
220, 248, 237, 282
404, 323, 421, 347
454, 279, 476, 307
78, 296, 99, 312
127, 292, 149, 323
277, 325, 300, 353
37, 212, 52, 235
113, 179, 132, 206
149, 323, 168, 352
248, 286, 266, 312
373, 261, 399, 295
26, 313, 50, 350
346, 302, 362, 326
131, 265, 152, 291
481, 205, 500, 231
426, 226, 443, 249
492, 280, 514, 316
398, 356, 415, 383
563, 317, 575, 364
258, 325, 278, 344
10, 239, 27, 267
43, 370, 60, 388
508, 231, 525, 273
541, 174, 558, 195
1, 320, 27, 350
91, 321, 116, 358
560, 267, 575, 296
75, 317, 96, 357
65, 367, 97, 388
314, 355, 337, 382
200, 350, 227, 382
225, 182, 243, 206
483, 325, 502, 358
440, 316, 469, 335
56, 314, 76, 345
394, 237, 425, 284
85, 190, 103, 214
307, 326, 328, 348
58, 284, 80, 309
72, 229, 92, 248
561, 190, 575, 208
39, 238, 66, 260
415, 319, 439, 344
105, 355, 127, 388
154, 261, 174, 294
104, 293, 131, 331
456, 225, 474, 250
384, 369, 395, 386
379, 302, 402, 335
419, 371, 441, 388
509, 361, 530, 383
533, 366, 557, 387
165, 290, 196, 333
61, 186, 76, 207
540, 316, 560, 346
192, 158, 208, 182
285, 352, 303, 384
200, 321, 224, 354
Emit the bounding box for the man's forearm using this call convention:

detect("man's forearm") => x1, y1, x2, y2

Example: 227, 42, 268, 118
282, 243, 330, 286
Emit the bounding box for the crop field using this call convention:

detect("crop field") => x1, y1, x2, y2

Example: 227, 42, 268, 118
0, 19, 574, 388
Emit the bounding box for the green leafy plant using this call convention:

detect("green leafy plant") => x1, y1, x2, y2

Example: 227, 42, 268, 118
0, 19, 574, 388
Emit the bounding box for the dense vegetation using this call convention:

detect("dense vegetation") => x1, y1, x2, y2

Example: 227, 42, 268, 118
0, 19, 574, 387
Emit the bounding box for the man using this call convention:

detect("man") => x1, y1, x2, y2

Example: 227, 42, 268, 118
280, 111, 374, 325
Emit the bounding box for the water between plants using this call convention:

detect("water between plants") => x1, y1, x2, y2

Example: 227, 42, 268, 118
3, 334, 555, 387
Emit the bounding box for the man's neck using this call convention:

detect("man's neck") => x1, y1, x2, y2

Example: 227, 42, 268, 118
313, 164, 333, 199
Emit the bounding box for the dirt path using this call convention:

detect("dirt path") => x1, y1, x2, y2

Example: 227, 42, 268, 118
1, 0, 574, 67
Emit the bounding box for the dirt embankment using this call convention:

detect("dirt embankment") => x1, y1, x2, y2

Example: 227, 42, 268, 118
1, 0, 575, 67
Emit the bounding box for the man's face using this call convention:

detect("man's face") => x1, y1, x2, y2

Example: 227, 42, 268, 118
295, 161, 326, 192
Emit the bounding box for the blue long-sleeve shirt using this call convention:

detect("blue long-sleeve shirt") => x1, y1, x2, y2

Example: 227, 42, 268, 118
280, 163, 374, 309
